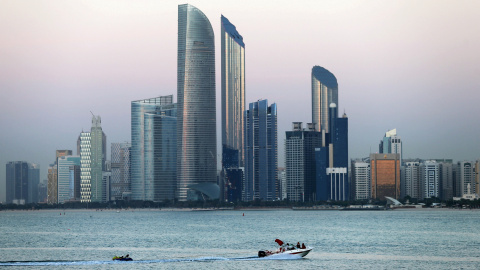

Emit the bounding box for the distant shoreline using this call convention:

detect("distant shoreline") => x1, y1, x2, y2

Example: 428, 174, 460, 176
1, 206, 477, 212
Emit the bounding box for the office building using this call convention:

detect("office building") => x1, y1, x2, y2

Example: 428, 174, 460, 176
315, 103, 349, 201
69, 165, 81, 201
403, 162, 421, 199
379, 129, 402, 164
370, 153, 401, 200
6, 161, 28, 204
144, 104, 177, 201
80, 115, 107, 203
177, 4, 217, 201
458, 161, 475, 197
285, 122, 322, 201
351, 159, 371, 200
420, 160, 439, 199
244, 100, 277, 201
278, 167, 287, 200
439, 161, 454, 200
221, 15, 245, 167
47, 150, 73, 204
131, 95, 173, 201
111, 142, 131, 201
57, 155, 80, 203
27, 163, 40, 203
311, 66, 338, 132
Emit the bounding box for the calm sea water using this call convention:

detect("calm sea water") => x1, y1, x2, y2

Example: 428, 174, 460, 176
1, 209, 480, 269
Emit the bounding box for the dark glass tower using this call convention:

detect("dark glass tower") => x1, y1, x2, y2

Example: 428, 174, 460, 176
244, 100, 277, 201
177, 4, 217, 201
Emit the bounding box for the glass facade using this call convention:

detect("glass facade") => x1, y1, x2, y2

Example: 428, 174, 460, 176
285, 127, 323, 202
221, 15, 245, 167
90, 116, 105, 202
244, 100, 277, 201
5, 161, 29, 204
131, 95, 173, 201
145, 104, 177, 202
111, 142, 131, 201
177, 4, 217, 201
80, 132, 91, 202
370, 153, 401, 200
57, 156, 80, 203
312, 66, 338, 132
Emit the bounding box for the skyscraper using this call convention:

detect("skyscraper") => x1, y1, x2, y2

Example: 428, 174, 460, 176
6, 161, 28, 204
312, 66, 338, 133
439, 161, 454, 200
379, 129, 402, 164
144, 104, 177, 201
244, 100, 277, 201
90, 115, 106, 202
111, 142, 131, 201
48, 150, 73, 204
177, 4, 217, 201
420, 160, 439, 199
57, 155, 80, 203
370, 153, 401, 200
221, 15, 245, 167
458, 161, 474, 196
27, 163, 40, 203
351, 159, 371, 200
403, 161, 421, 199
315, 103, 349, 201
285, 122, 322, 201
80, 115, 106, 203
131, 95, 173, 201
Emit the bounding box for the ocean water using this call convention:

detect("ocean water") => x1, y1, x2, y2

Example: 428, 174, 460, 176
1, 209, 480, 269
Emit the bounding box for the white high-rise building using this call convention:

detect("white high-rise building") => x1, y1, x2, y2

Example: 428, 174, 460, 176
458, 161, 475, 196
403, 162, 421, 199
352, 161, 371, 200
80, 115, 107, 203
420, 160, 439, 199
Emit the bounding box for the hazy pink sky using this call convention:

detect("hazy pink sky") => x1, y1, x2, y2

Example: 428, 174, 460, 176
1, 0, 479, 202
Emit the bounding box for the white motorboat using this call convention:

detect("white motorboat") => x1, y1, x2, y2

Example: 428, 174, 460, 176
258, 239, 312, 258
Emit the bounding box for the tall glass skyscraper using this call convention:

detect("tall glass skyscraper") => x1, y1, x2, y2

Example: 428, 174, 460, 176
312, 66, 338, 132
131, 95, 173, 201
244, 100, 277, 201
57, 155, 80, 203
111, 142, 131, 201
144, 104, 177, 201
90, 115, 105, 202
80, 115, 106, 203
177, 4, 217, 201
221, 15, 245, 167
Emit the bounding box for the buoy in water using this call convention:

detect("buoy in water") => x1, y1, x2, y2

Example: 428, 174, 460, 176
243, 213, 244, 216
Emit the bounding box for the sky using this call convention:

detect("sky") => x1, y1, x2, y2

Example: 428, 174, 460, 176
1, 0, 479, 202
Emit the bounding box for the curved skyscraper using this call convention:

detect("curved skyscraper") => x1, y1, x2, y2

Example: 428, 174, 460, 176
221, 15, 245, 167
311, 66, 338, 132
177, 4, 217, 201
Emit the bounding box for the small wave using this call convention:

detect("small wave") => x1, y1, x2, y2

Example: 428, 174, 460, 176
0, 255, 303, 266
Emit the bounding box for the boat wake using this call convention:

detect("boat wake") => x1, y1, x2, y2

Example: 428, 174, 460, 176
0, 255, 302, 266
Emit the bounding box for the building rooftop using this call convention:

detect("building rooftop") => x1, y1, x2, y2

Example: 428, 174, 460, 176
221, 15, 245, 48
312, 66, 337, 89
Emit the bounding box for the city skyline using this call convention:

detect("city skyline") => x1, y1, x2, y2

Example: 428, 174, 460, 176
1, 0, 480, 202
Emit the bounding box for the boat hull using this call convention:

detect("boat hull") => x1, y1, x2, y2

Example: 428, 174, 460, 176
258, 248, 312, 258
